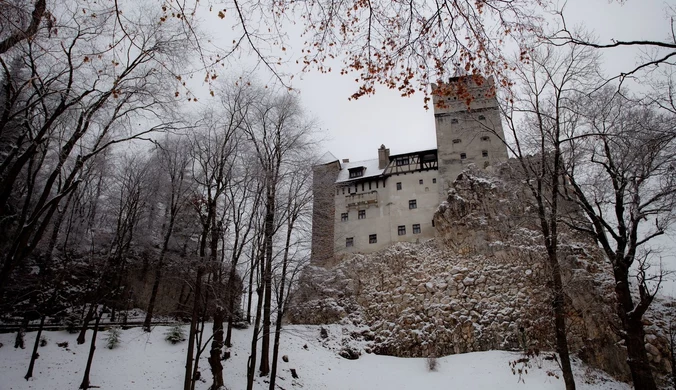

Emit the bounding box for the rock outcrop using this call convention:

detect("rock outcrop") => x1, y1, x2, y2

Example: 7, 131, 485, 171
291, 165, 675, 385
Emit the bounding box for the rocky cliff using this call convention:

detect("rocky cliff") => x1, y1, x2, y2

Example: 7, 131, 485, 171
290, 165, 674, 386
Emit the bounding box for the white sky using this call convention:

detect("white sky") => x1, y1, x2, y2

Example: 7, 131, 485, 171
190, 0, 674, 162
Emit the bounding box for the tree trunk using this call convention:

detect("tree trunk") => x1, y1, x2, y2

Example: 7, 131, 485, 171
191, 315, 208, 390
246, 243, 256, 324
624, 317, 657, 390
670, 322, 675, 389
14, 317, 27, 349
224, 262, 239, 347
143, 266, 163, 332
146, 203, 179, 331
24, 315, 45, 380
260, 267, 271, 376
225, 316, 234, 349
268, 215, 295, 390
183, 266, 204, 390
208, 306, 225, 389
77, 304, 95, 345
614, 271, 657, 390
247, 283, 265, 390
79, 308, 101, 390
548, 255, 576, 390
259, 186, 275, 377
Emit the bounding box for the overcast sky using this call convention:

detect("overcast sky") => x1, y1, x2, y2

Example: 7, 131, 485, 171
289, 0, 674, 162
190, 0, 674, 162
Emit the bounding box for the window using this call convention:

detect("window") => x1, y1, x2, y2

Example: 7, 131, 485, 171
348, 167, 364, 178
482, 150, 488, 158
413, 224, 421, 234
358, 210, 366, 219
419, 179, 423, 185
481, 136, 490, 142
451, 118, 459, 124
432, 178, 437, 184
369, 182, 372, 190
409, 199, 417, 209
398, 225, 406, 236
348, 187, 351, 194
362, 183, 365, 191
395, 157, 409, 166
341, 213, 348, 222
369, 234, 377, 244
432, 219, 435, 227
478, 115, 486, 120
396, 182, 402, 191
460, 153, 467, 160
452, 138, 462, 144
422, 153, 436, 163
346, 237, 354, 247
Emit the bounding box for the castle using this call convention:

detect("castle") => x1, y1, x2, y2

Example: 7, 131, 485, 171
311, 76, 509, 264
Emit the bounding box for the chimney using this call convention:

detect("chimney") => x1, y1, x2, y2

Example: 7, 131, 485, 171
378, 144, 390, 169
342, 158, 350, 163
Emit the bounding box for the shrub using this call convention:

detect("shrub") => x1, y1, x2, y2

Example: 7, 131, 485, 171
426, 356, 438, 372
106, 327, 121, 349
64, 314, 80, 334
39, 337, 47, 347
165, 325, 186, 344
232, 320, 249, 330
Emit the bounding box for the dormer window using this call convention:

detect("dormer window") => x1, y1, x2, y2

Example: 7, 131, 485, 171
480, 136, 490, 142
395, 157, 410, 166
478, 115, 486, 120
348, 167, 365, 178
422, 153, 436, 162
452, 139, 462, 144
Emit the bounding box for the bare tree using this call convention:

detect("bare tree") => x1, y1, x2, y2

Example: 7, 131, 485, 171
548, 5, 676, 86
0, 0, 190, 298
223, 152, 264, 348
106, 154, 156, 321
669, 314, 676, 388
560, 88, 676, 390
0, 0, 50, 55
143, 136, 193, 331
184, 89, 249, 389
487, 41, 603, 390
268, 162, 314, 390
240, 82, 316, 387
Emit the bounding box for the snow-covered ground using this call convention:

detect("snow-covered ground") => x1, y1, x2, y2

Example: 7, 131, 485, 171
0, 323, 629, 390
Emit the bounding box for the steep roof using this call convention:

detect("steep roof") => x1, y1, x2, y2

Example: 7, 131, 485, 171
335, 158, 383, 183
315, 151, 339, 166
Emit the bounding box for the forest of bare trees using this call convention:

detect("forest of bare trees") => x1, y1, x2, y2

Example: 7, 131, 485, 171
0, 2, 318, 390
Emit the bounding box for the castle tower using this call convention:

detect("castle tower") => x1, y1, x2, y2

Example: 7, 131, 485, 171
433, 76, 508, 199
310, 152, 341, 265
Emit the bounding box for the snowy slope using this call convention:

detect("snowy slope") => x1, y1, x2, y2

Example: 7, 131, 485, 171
0, 324, 629, 390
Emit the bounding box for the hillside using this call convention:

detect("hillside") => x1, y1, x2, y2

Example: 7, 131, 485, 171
0, 324, 629, 390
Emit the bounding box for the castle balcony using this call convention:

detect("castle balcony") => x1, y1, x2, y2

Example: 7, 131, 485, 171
345, 190, 378, 209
